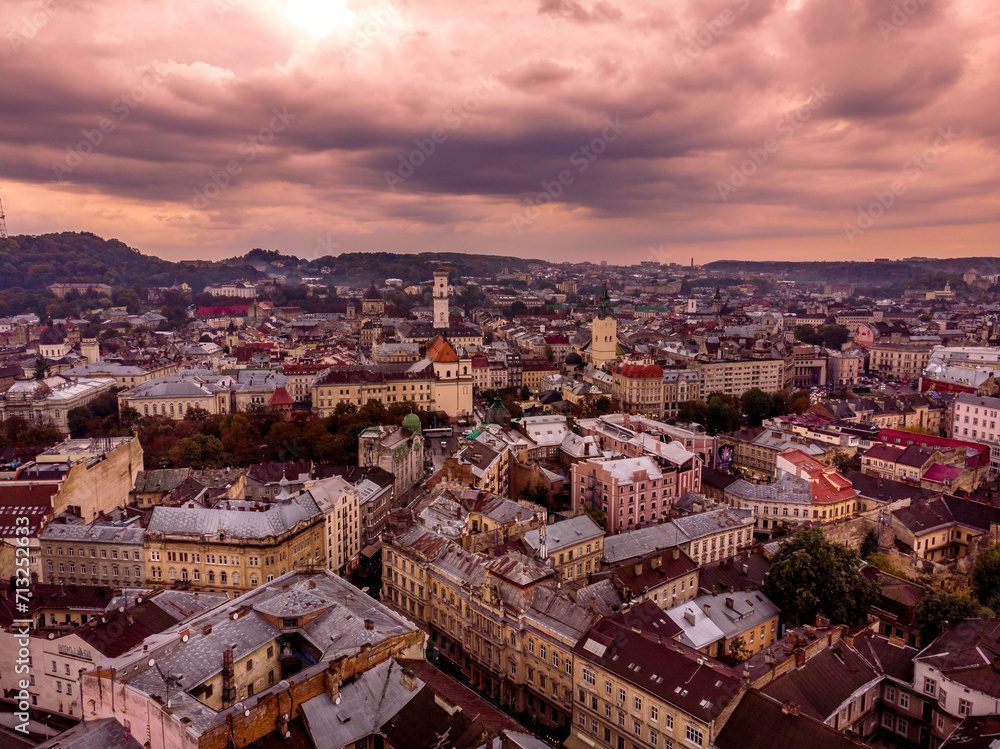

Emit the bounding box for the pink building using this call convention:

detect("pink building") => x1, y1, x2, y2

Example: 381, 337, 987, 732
572, 454, 698, 533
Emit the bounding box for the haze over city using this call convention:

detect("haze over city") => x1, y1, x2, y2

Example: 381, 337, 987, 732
2, 0, 998, 264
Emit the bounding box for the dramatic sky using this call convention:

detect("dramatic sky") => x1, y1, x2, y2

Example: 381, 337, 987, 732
1, 0, 997, 265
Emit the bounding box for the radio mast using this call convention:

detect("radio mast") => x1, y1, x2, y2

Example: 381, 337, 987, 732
0, 196, 7, 239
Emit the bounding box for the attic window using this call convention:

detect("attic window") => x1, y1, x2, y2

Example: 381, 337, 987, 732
282, 618, 298, 628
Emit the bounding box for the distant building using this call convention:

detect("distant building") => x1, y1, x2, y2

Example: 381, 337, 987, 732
359, 416, 425, 498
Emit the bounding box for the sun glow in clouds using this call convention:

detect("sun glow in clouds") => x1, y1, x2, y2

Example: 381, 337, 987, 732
286, 0, 357, 37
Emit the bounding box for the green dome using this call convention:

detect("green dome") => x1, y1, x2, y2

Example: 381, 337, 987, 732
402, 412, 422, 434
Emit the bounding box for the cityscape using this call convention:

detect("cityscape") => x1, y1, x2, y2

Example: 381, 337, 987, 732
2, 1, 1000, 749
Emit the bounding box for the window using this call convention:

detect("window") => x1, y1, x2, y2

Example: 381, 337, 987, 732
582, 668, 596, 686
898, 693, 909, 710
959, 699, 972, 717
634, 696, 642, 712
895, 716, 908, 735
633, 719, 642, 736
685, 725, 704, 746
619, 687, 626, 704
650, 705, 658, 722
923, 677, 936, 696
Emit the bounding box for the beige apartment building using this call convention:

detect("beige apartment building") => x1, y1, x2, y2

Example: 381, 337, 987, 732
869, 343, 932, 380
695, 358, 784, 397
39, 523, 146, 587
144, 493, 325, 594
569, 603, 745, 749
383, 525, 598, 731
306, 475, 363, 574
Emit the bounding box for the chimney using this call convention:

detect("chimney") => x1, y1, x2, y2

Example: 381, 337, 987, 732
703, 603, 712, 617
672, 547, 680, 561
400, 668, 418, 692
650, 555, 662, 569
634, 563, 643, 576
815, 614, 830, 628
781, 702, 800, 716
725, 597, 734, 609
795, 649, 806, 669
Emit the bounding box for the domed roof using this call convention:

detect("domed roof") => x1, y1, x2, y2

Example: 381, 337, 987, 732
39, 326, 66, 345
485, 397, 511, 427
565, 351, 583, 365
362, 283, 384, 300
402, 412, 422, 434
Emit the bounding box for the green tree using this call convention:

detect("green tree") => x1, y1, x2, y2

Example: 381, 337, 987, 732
16, 424, 62, 447
677, 399, 707, 425
705, 393, 741, 435
718, 636, 750, 666
972, 545, 1000, 612
67, 407, 92, 438
520, 385, 531, 401
915, 589, 992, 644
741, 388, 774, 427
860, 529, 879, 560
584, 505, 608, 532
168, 433, 226, 469
765, 529, 880, 626
33, 358, 49, 380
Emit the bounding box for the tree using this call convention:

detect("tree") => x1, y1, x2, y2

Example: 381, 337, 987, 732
830, 449, 858, 475
67, 407, 92, 439
583, 505, 607, 532
915, 589, 992, 644
972, 545, 1000, 612
677, 399, 707, 425
741, 388, 774, 427
705, 393, 741, 435
520, 385, 531, 401
866, 552, 906, 578
16, 424, 62, 447
718, 636, 750, 666
33, 358, 49, 380
765, 529, 880, 626
168, 433, 226, 469
860, 529, 879, 560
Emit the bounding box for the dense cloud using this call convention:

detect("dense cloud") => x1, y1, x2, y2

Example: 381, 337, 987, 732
0, 0, 996, 262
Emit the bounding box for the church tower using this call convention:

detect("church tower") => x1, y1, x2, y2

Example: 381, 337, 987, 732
591, 286, 617, 367
433, 269, 449, 330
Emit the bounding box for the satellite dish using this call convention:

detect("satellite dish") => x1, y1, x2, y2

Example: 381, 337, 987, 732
335, 694, 341, 705
48, 633, 55, 640
244, 709, 250, 717
181, 634, 189, 643
285, 732, 291, 739
148, 658, 156, 667
119, 606, 125, 612
137, 597, 143, 603
232, 613, 239, 621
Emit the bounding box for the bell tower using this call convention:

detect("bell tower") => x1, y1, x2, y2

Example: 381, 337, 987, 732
433, 269, 449, 330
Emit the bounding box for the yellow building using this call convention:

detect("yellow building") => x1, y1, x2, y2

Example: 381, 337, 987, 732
144, 492, 325, 594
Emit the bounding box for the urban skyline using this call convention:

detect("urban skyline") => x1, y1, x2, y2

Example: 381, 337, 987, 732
1, 0, 997, 264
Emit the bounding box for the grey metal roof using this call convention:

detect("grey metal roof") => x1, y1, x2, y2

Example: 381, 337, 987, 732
300, 659, 422, 749
147, 492, 321, 539
39, 522, 145, 544
602, 522, 690, 565
522, 514, 603, 555
34, 718, 144, 749
672, 508, 755, 541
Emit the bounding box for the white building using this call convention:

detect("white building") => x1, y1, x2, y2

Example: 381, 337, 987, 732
951, 392, 1000, 474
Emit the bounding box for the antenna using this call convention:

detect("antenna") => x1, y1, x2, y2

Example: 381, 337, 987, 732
0, 196, 7, 239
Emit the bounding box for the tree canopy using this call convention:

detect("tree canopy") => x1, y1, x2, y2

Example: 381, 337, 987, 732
764, 529, 880, 626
